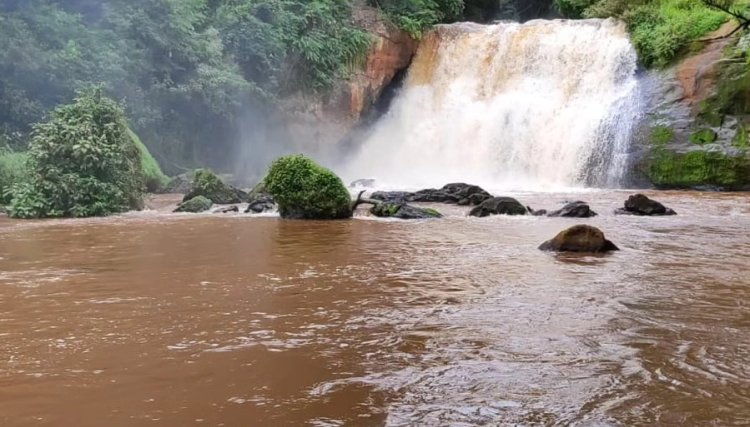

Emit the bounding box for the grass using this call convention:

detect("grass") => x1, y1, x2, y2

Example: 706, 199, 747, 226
127, 128, 169, 192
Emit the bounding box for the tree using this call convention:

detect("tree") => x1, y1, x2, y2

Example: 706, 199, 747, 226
701, 0, 750, 38
9, 88, 144, 218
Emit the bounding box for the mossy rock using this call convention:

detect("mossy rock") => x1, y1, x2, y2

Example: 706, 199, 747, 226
183, 169, 245, 204
265, 155, 351, 220
647, 148, 750, 189
174, 195, 213, 213
371, 202, 442, 219
689, 129, 718, 145
650, 125, 675, 146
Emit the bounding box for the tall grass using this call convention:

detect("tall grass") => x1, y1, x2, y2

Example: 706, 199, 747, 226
127, 128, 169, 192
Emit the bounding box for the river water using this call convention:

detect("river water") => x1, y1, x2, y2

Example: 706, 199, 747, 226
0, 191, 749, 426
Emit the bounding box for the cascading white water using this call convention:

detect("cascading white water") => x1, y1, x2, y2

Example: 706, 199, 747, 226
342, 19, 642, 190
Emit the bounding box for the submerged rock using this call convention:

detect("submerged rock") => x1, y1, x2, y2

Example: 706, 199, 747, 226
616, 194, 676, 216
548, 201, 598, 218
174, 196, 213, 213
371, 202, 442, 220
539, 225, 619, 253
214, 205, 239, 214
469, 197, 527, 217
183, 169, 247, 204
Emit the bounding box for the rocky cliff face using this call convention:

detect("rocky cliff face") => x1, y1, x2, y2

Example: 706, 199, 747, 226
279, 6, 417, 160
636, 24, 750, 190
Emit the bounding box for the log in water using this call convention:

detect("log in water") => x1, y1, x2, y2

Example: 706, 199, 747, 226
1, 192, 749, 426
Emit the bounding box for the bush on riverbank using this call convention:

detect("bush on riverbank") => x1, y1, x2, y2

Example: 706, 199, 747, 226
0, 150, 29, 205
265, 155, 352, 219
8, 88, 144, 219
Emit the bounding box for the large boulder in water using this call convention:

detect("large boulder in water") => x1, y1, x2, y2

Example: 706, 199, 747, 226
616, 194, 676, 216
371, 191, 415, 204
174, 196, 213, 213
539, 225, 619, 253
469, 197, 528, 217
183, 169, 247, 204
244, 181, 276, 214
548, 201, 598, 218
265, 155, 352, 220
440, 183, 493, 206
371, 202, 442, 220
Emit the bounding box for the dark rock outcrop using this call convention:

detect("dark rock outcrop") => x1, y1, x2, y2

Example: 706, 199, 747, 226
548, 201, 598, 218
371, 183, 492, 206
245, 193, 276, 214
469, 197, 528, 217
174, 196, 213, 213
371, 202, 442, 220
539, 225, 619, 253
616, 194, 676, 216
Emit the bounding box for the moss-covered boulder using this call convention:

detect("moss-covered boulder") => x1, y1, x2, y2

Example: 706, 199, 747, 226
127, 128, 169, 192
469, 197, 527, 217
183, 169, 246, 204
371, 202, 442, 219
646, 149, 750, 190
265, 155, 352, 220
174, 196, 213, 213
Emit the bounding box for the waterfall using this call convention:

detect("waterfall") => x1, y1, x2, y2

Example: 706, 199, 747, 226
342, 19, 642, 191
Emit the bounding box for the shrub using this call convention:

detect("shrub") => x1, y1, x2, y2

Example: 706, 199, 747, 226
9, 88, 144, 218
0, 150, 29, 205
264, 154, 352, 219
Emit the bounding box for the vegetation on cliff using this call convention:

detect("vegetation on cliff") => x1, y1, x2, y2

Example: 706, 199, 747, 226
265, 155, 352, 220
8, 88, 144, 218
555, 0, 732, 67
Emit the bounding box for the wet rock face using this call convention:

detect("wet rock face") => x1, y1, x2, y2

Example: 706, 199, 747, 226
183, 169, 247, 205
616, 194, 676, 216
548, 201, 598, 218
539, 225, 619, 253
469, 197, 527, 217
245, 193, 276, 214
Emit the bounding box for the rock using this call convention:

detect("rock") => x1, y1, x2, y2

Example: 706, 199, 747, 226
616, 194, 677, 216
410, 189, 461, 204
349, 178, 376, 188
528, 207, 547, 216
245, 194, 276, 214
265, 155, 352, 220
371, 191, 414, 204
183, 169, 247, 204
548, 201, 598, 218
371, 183, 492, 206
371, 202, 442, 220
174, 196, 213, 213
469, 197, 528, 217
214, 205, 239, 214
440, 183, 493, 205
539, 225, 619, 253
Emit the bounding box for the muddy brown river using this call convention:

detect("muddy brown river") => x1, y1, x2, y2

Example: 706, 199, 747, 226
1, 191, 749, 426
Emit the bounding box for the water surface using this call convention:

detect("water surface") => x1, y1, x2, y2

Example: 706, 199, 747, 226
1, 191, 748, 426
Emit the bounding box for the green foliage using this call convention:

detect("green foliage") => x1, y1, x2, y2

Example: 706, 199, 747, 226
733, 123, 749, 148
0, 150, 29, 205
264, 154, 352, 219
651, 124, 675, 145
372, 0, 464, 37
175, 195, 213, 212
647, 148, 750, 188
8, 88, 144, 219
128, 128, 169, 192
184, 168, 243, 204
690, 128, 719, 145
557, 0, 729, 67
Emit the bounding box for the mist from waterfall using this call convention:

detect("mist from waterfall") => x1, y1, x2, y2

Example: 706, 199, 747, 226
341, 19, 642, 191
